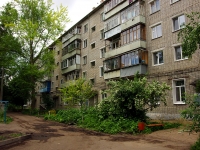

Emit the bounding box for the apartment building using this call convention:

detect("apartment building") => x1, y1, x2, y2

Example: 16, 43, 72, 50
36, 0, 200, 119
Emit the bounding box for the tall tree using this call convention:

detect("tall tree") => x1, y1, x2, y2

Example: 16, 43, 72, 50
178, 12, 200, 58
0, 0, 69, 108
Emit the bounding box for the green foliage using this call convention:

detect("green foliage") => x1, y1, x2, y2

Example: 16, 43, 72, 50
0, 0, 69, 108
60, 78, 97, 107
194, 80, 200, 93
178, 12, 200, 58
98, 76, 170, 121
0, 110, 13, 124
191, 136, 200, 150
181, 94, 200, 132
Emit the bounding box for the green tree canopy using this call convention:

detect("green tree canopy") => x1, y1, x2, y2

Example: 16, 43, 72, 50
60, 78, 97, 107
178, 12, 200, 58
0, 0, 69, 108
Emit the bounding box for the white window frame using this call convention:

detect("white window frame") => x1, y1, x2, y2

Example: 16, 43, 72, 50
151, 23, 162, 39
99, 66, 104, 77
83, 55, 87, 65
100, 47, 106, 58
84, 23, 88, 33
101, 89, 107, 100
172, 78, 186, 104
100, 12, 105, 22
172, 14, 185, 32
83, 39, 87, 48
152, 48, 164, 66
149, 0, 160, 14
173, 44, 188, 61
90, 60, 96, 67
170, 0, 180, 4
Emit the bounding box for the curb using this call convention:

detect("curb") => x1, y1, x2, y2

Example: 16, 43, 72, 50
0, 134, 32, 147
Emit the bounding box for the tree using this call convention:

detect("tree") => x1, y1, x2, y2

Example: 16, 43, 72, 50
178, 12, 200, 58
60, 78, 97, 108
98, 76, 170, 121
0, 0, 69, 108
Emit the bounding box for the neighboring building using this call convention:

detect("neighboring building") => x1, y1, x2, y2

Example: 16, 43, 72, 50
36, 0, 200, 119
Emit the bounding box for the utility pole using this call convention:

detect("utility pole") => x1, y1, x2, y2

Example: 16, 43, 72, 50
0, 67, 4, 101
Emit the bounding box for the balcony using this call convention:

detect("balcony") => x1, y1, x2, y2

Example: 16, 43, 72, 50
104, 70, 120, 80
105, 0, 128, 20
105, 25, 121, 40
105, 40, 146, 58
62, 49, 81, 60
121, 15, 145, 31
120, 64, 147, 77
61, 64, 81, 75
39, 81, 51, 93
62, 34, 81, 49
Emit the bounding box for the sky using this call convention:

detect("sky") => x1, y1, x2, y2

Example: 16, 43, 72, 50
0, 0, 101, 30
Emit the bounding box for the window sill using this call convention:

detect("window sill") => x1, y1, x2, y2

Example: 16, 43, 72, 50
170, 0, 180, 5
152, 36, 162, 40
150, 10, 160, 16
153, 63, 164, 66
175, 58, 188, 62
173, 102, 186, 105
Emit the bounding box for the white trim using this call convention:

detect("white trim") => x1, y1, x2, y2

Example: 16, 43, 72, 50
172, 43, 182, 47
171, 14, 185, 32
90, 60, 96, 62
99, 66, 103, 77
172, 78, 186, 105
152, 49, 164, 66
170, 0, 180, 5
149, 21, 162, 28
173, 45, 188, 61
148, 0, 154, 4
90, 42, 96, 45
151, 47, 164, 53
83, 23, 89, 33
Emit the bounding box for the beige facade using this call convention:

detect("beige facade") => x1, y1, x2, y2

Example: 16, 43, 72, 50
36, 0, 200, 119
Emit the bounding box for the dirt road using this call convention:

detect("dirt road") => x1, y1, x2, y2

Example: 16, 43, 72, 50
0, 113, 198, 150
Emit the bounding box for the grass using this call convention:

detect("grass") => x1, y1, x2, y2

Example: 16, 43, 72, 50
0, 133, 23, 141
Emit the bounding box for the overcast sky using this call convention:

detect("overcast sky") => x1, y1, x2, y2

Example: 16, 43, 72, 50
0, 0, 101, 30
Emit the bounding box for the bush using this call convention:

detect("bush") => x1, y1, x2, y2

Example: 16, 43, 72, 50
191, 137, 200, 150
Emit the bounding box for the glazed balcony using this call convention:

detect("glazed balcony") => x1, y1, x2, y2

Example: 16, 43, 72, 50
120, 64, 147, 77
105, 40, 146, 58
104, 70, 120, 80
39, 81, 51, 93
62, 49, 81, 60
62, 34, 81, 49
61, 64, 81, 75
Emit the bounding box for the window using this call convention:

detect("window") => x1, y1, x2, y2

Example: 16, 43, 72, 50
91, 26, 96, 32
56, 75, 58, 80
153, 50, 164, 65
61, 79, 63, 84
121, 24, 145, 46
121, 51, 142, 67
91, 61, 95, 67
173, 79, 185, 104
91, 43, 95, 49
173, 15, 185, 31
57, 51, 60, 55
152, 24, 162, 39
90, 78, 95, 85
100, 29, 105, 39
101, 90, 107, 100
83, 71, 87, 79
170, 0, 179, 4
104, 57, 120, 71
83, 39, 87, 48
100, 12, 105, 21
100, 48, 106, 58
83, 56, 87, 65
84, 24, 88, 33
57, 62, 59, 66
61, 59, 68, 69
99, 66, 104, 77
174, 45, 187, 60
150, 0, 160, 14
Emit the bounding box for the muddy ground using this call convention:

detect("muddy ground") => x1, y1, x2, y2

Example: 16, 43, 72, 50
0, 113, 199, 150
